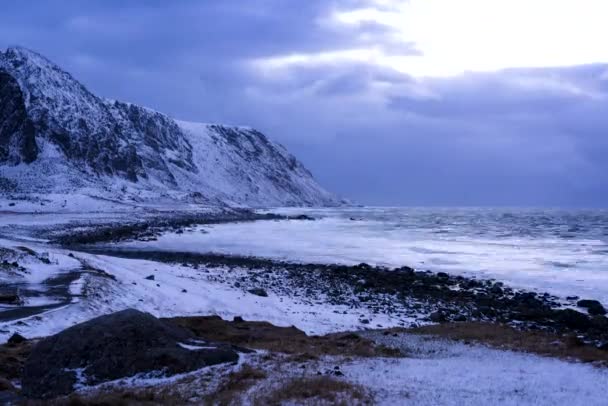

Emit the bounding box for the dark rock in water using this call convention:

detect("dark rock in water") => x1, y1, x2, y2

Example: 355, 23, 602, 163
566, 296, 579, 301
577, 299, 607, 316
21, 309, 239, 399
576, 299, 601, 308
437, 272, 449, 278
290, 214, 315, 221
7, 332, 26, 345
144, 274, 155, 280
248, 288, 268, 297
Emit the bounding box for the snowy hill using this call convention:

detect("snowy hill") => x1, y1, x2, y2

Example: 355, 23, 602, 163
0, 47, 339, 207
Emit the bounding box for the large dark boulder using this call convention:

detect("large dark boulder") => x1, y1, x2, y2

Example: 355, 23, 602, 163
21, 309, 240, 399
577, 299, 607, 316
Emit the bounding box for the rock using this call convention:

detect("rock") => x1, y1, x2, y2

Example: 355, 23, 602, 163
21, 309, 240, 399
0, 292, 20, 305
590, 316, 608, 330
554, 309, 592, 330
339, 333, 361, 341
490, 284, 504, 295
0, 377, 14, 391
233, 316, 245, 323
577, 299, 607, 316
430, 311, 446, 322
181, 289, 188, 293
453, 314, 467, 322
248, 288, 268, 297
290, 214, 315, 221
7, 332, 26, 345
566, 296, 579, 301
144, 274, 155, 280
359, 319, 370, 324
437, 272, 449, 278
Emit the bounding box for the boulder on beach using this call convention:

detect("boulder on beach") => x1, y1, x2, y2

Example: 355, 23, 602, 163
21, 309, 241, 399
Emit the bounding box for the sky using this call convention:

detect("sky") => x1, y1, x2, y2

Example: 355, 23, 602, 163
1, 0, 608, 207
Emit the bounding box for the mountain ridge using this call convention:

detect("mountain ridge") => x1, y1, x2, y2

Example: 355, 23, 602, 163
0, 47, 340, 207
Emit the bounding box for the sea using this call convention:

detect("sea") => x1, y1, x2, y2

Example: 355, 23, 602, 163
120, 207, 608, 304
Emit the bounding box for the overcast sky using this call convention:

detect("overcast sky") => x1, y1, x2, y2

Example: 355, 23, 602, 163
2, 0, 608, 207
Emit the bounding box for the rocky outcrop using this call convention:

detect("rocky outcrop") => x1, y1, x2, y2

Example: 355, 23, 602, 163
21, 309, 241, 399
0, 71, 37, 164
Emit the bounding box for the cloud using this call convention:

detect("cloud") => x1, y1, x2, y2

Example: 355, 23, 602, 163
1, 1, 607, 206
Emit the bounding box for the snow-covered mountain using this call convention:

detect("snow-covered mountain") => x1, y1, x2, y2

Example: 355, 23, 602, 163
0, 47, 339, 207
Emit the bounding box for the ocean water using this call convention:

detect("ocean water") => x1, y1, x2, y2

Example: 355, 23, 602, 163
120, 207, 608, 303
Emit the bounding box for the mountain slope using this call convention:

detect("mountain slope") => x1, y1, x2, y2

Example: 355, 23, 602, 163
0, 47, 339, 207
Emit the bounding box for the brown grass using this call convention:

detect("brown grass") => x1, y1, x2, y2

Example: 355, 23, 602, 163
255, 376, 372, 406
407, 322, 608, 365
167, 316, 401, 358
0, 339, 34, 381
202, 363, 267, 406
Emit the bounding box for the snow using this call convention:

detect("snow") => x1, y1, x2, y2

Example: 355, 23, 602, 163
177, 342, 218, 351
0, 238, 81, 285
174, 120, 339, 206
0, 242, 405, 342
79, 333, 608, 405
342, 333, 608, 405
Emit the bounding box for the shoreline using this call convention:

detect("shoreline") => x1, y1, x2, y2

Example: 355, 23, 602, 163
1, 210, 608, 403
74, 247, 608, 347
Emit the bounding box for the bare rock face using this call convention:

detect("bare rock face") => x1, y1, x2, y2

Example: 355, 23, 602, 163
0, 71, 37, 164
21, 309, 240, 399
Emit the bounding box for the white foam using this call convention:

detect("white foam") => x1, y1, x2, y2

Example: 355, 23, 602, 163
120, 207, 608, 304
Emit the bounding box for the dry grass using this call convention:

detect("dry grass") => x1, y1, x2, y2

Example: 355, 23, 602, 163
254, 376, 372, 406
167, 316, 401, 358
407, 322, 608, 365
0, 339, 34, 381
202, 363, 267, 406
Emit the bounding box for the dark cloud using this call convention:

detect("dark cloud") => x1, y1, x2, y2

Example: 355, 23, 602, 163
1, 1, 607, 207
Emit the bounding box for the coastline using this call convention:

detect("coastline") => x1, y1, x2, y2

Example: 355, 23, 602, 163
1, 209, 608, 403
